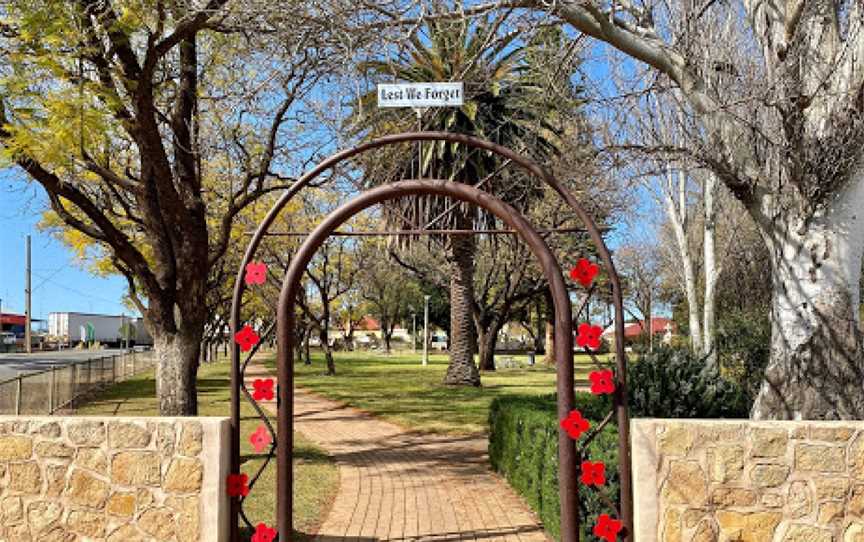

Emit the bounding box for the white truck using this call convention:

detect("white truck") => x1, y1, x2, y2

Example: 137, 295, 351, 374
48, 312, 152, 347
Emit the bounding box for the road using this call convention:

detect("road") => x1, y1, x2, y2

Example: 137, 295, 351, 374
0, 349, 129, 381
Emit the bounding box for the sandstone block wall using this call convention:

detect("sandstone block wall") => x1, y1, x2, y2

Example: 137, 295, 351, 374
633, 419, 864, 542
0, 416, 230, 542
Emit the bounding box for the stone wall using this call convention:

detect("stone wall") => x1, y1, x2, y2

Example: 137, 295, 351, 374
632, 419, 864, 542
0, 416, 230, 542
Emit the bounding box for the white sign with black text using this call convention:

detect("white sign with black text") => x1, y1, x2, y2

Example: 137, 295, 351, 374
377, 82, 464, 108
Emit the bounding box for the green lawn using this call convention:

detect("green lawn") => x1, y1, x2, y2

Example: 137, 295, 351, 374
77, 356, 338, 540
274, 350, 603, 435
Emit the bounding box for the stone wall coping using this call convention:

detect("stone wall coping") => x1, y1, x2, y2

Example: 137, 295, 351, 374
0, 415, 230, 423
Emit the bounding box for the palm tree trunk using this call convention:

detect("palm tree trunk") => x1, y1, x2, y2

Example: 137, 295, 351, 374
444, 217, 481, 386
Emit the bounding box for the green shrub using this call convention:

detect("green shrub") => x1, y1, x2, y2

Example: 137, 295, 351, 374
628, 345, 749, 418
715, 310, 770, 404
488, 394, 619, 540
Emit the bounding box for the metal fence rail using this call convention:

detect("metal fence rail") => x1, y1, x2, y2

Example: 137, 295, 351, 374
0, 350, 156, 415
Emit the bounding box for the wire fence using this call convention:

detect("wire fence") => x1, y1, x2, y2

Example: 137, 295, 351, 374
0, 350, 156, 415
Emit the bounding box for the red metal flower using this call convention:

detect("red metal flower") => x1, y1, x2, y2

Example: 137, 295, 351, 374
589, 369, 616, 395
594, 514, 623, 542
580, 460, 606, 486
576, 322, 603, 351
570, 258, 599, 288
249, 424, 272, 453
235, 325, 260, 352
226, 473, 249, 497
251, 522, 277, 542
252, 378, 275, 401
245, 262, 268, 286
560, 409, 590, 440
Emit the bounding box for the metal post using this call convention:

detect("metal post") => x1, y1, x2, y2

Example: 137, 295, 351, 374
15, 376, 22, 415
49, 366, 56, 414
412, 312, 417, 354
25, 235, 32, 354
423, 295, 430, 366
131, 352, 136, 375
112, 355, 116, 383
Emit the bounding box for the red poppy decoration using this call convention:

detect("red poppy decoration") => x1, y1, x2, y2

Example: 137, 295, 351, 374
594, 514, 624, 542
226, 473, 249, 497
245, 261, 268, 286
580, 460, 606, 486
249, 424, 272, 453
235, 325, 260, 352
589, 369, 616, 395
560, 409, 591, 440
570, 258, 599, 288
252, 378, 275, 401
251, 523, 277, 542
576, 322, 604, 351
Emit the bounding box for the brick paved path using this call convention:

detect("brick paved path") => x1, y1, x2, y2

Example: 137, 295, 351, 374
245, 362, 550, 541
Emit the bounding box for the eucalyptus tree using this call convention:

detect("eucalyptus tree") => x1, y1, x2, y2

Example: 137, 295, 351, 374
506, 0, 864, 419
350, 18, 575, 385
0, 1, 335, 414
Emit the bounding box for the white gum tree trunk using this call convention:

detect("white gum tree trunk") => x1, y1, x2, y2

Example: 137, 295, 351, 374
664, 168, 703, 352
751, 168, 864, 419
702, 172, 719, 367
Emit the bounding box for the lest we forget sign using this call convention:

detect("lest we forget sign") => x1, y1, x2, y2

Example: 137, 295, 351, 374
377, 82, 464, 108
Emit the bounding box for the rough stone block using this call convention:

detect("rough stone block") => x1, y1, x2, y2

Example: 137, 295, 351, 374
66, 508, 105, 537
750, 464, 790, 488
715, 511, 782, 542
111, 451, 160, 486
67, 421, 105, 446
65, 468, 110, 509
661, 460, 708, 506
8, 461, 43, 494
0, 435, 33, 461
751, 428, 788, 457
108, 422, 152, 449
795, 443, 845, 472
163, 457, 203, 493
781, 524, 833, 542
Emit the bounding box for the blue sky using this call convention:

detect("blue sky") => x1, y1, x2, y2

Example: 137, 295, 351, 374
0, 27, 659, 324
0, 170, 132, 322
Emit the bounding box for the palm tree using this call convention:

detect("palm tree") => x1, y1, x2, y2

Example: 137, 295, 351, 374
351, 17, 577, 385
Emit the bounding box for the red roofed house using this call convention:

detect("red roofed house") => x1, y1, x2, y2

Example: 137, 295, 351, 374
601, 317, 677, 345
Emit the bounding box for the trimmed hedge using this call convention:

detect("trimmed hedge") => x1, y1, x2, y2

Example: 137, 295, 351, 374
488, 394, 619, 540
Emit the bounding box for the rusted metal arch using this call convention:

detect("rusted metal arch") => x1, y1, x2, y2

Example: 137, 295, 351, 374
276, 180, 581, 541
229, 131, 633, 542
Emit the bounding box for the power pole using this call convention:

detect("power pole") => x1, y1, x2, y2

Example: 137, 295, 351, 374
25, 235, 32, 354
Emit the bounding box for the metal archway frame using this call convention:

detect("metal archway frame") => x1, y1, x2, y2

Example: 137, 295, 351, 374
229, 132, 633, 542
279, 180, 578, 541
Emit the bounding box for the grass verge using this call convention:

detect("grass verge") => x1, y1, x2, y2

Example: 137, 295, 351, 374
275, 350, 602, 435
76, 355, 338, 540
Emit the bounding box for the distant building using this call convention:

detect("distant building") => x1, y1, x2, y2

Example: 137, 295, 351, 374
0, 312, 45, 335
48, 312, 152, 346
601, 317, 677, 345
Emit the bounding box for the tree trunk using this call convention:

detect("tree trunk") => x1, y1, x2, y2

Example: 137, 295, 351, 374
478, 319, 504, 371
154, 329, 201, 416
702, 172, 719, 368
383, 330, 392, 354
544, 320, 555, 364
751, 173, 864, 420
319, 327, 336, 376
444, 221, 480, 386
665, 168, 702, 351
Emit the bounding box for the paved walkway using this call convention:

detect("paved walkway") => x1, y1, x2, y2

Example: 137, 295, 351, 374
244, 362, 550, 542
